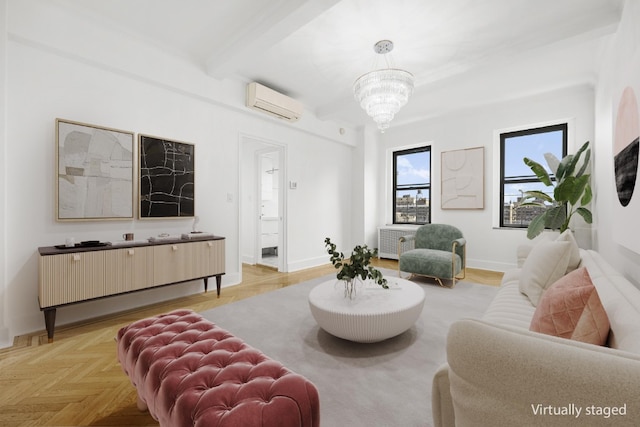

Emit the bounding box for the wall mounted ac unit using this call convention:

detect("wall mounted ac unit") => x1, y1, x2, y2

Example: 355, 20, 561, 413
246, 82, 303, 122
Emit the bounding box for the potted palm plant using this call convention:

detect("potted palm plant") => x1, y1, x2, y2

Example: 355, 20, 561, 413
518, 141, 593, 239
324, 237, 388, 299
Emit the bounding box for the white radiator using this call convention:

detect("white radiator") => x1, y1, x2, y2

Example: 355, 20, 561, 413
378, 226, 417, 259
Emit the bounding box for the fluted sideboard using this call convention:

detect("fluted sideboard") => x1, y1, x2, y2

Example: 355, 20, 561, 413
38, 236, 225, 342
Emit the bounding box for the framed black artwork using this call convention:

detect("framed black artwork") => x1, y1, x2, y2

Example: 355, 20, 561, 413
139, 134, 195, 218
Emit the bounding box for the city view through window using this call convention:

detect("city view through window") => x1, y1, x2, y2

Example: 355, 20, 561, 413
394, 147, 430, 224
501, 125, 566, 227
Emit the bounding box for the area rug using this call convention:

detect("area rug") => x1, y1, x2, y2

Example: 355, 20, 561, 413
200, 270, 498, 427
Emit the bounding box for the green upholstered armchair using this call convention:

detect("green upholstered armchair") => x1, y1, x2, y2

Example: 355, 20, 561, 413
398, 224, 466, 286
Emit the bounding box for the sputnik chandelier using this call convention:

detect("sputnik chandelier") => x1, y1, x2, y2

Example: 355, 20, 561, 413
353, 40, 414, 133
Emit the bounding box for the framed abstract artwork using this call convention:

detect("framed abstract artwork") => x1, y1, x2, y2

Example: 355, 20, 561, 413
441, 146, 485, 209
139, 134, 195, 218
56, 119, 134, 221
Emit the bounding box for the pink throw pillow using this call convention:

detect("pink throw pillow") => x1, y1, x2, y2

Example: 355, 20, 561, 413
530, 267, 610, 346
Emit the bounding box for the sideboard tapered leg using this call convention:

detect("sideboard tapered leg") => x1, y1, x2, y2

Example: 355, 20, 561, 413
44, 308, 56, 343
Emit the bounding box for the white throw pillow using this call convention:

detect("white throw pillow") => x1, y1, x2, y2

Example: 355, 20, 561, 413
519, 240, 571, 306
555, 230, 581, 273
516, 244, 534, 269
516, 234, 553, 268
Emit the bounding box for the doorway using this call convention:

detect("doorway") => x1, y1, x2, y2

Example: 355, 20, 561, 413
256, 148, 283, 269
240, 136, 286, 272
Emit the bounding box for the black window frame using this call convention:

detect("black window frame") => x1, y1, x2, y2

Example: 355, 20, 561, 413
392, 145, 431, 225
499, 123, 568, 228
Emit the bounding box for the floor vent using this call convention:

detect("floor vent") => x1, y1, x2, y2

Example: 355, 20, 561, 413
378, 226, 417, 259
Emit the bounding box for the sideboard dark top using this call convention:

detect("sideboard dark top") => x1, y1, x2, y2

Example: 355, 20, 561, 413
38, 235, 225, 256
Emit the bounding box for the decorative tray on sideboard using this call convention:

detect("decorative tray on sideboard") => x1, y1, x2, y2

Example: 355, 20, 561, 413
54, 241, 111, 250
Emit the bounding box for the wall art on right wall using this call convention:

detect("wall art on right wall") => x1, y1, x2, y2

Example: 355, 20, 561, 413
614, 86, 639, 208
612, 50, 640, 253
139, 134, 195, 219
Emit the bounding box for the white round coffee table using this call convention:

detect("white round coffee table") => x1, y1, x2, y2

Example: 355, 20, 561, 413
308, 277, 425, 343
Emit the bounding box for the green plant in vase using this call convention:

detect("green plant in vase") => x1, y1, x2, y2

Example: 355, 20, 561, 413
324, 237, 388, 299
518, 141, 593, 239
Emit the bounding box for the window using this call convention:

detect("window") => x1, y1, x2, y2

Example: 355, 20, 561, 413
393, 146, 431, 224
500, 123, 567, 228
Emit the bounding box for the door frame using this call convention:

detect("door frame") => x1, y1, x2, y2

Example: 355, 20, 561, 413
239, 134, 287, 272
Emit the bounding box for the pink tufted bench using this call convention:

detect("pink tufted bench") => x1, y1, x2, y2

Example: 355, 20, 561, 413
116, 309, 320, 427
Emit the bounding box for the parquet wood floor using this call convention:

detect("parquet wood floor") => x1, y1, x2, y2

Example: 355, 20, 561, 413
0, 260, 502, 426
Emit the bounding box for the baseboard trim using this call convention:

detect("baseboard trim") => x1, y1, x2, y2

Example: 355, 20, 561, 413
287, 256, 328, 273
467, 258, 515, 273
0, 327, 11, 350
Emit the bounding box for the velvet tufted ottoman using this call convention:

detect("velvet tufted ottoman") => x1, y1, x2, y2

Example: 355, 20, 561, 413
116, 309, 319, 427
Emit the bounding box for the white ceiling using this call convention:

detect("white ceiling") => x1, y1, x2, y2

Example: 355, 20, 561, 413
56, 0, 624, 129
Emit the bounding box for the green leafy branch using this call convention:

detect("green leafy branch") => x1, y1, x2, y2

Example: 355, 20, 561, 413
324, 237, 388, 288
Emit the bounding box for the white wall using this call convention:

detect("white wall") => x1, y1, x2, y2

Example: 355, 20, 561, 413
593, 0, 640, 286
375, 85, 595, 272
351, 126, 382, 248
0, 1, 356, 347
285, 135, 355, 271
0, 0, 9, 345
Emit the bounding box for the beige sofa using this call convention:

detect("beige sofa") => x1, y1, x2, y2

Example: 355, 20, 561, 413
432, 247, 640, 427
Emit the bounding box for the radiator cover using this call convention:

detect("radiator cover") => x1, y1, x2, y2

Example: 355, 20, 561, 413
378, 226, 417, 259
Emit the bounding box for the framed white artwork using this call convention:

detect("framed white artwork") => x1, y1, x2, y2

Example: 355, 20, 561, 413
56, 119, 134, 221
441, 146, 485, 209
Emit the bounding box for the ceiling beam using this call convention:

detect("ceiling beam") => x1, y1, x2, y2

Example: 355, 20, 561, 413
205, 0, 340, 79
